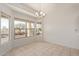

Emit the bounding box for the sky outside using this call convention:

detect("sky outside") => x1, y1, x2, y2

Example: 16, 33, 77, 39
1, 18, 9, 29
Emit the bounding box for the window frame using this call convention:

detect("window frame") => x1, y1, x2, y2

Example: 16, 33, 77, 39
14, 17, 27, 39
26, 21, 35, 37
30, 22, 35, 36
0, 12, 10, 44
36, 22, 42, 35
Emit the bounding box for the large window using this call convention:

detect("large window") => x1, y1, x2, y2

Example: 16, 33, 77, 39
36, 23, 42, 35
26, 22, 35, 37
14, 20, 26, 38
0, 16, 9, 44
0, 12, 43, 46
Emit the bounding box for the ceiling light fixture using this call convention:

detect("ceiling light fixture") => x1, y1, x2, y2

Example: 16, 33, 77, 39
35, 11, 46, 18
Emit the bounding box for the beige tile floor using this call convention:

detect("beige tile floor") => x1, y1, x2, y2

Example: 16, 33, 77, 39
4, 41, 79, 56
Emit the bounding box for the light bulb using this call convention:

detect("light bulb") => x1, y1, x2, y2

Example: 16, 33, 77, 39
35, 12, 39, 16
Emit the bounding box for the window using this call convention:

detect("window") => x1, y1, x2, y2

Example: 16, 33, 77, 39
14, 20, 26, 38
36, 23, 42, 35
30, 22, 35, 36
0, 16, 9, 44
27, 22, 30, 37
26, 22, 35, 37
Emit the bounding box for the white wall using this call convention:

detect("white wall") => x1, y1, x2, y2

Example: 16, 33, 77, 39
43, 4, 79, 49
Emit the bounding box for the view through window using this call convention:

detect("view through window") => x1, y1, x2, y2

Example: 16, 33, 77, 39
1, 17, 9, 44
14, 20, 26, 38
30, 22, 35, 36
26, 22, 35, 37
26, 22, 30, 37
36, 23, 42, 35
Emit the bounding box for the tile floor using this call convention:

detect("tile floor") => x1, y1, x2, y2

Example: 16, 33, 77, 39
4, 41, 79, 56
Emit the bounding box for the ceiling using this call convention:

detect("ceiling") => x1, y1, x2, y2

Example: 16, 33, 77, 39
5, 3, 79, 19
26, 3, 79, 14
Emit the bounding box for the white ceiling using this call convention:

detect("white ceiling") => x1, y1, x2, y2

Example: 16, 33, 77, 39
26, 3, 79, 14
5, 3, 79, 18
25, 3, 41, 11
